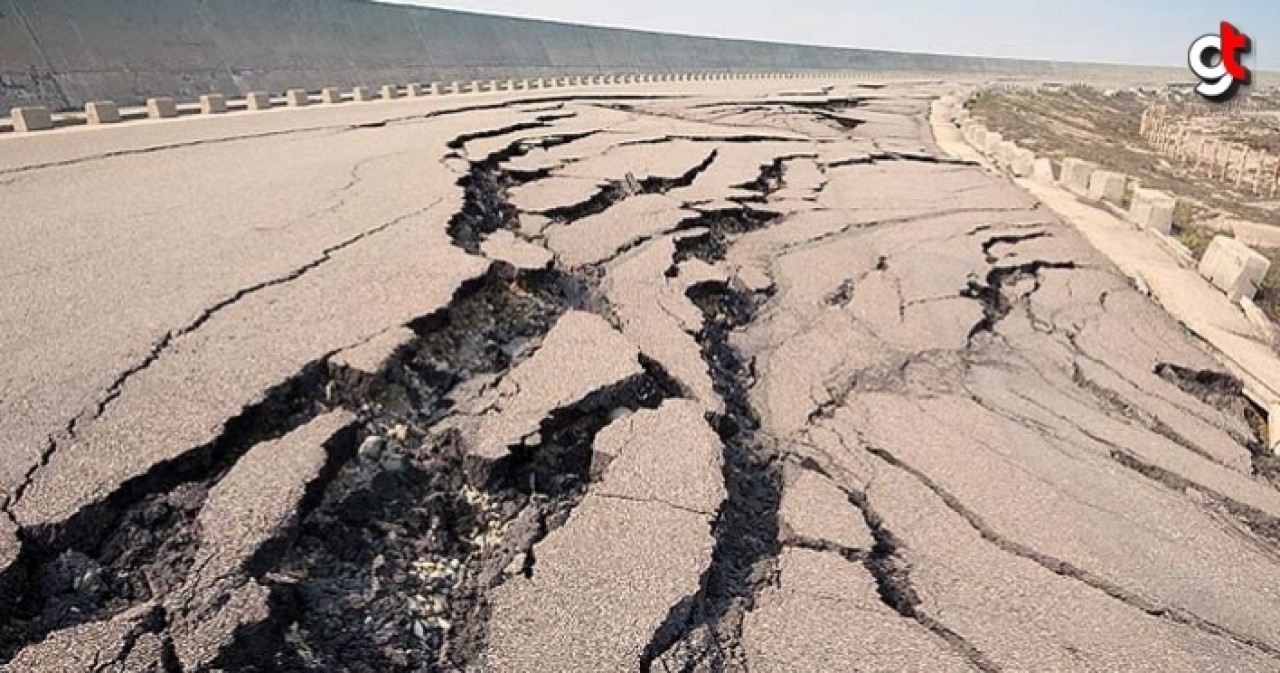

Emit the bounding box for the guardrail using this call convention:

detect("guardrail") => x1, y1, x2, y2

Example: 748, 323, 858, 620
0, 70, 958, 135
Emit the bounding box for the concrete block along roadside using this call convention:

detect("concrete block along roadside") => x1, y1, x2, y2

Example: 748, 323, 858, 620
11, 106, 53, 132
246, 91, 272, 110
1086, 171, 1127, 204
1010, 149, 1035, 177
1059, 158, 1095, 194
286, 89, 310, 107
983, 131, 1004, 154
321, 87, 343, 104
1129, 188, 1176, 234
86, 101, 121, 124
200, 94, 227, 114
1200, 236, 1271, 303
146, 97, 178, 119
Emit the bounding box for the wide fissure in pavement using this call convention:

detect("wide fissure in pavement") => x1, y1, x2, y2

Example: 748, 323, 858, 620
641, 241, 784, 671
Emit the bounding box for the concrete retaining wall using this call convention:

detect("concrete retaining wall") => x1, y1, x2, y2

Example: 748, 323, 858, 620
1, 0, 1187, 114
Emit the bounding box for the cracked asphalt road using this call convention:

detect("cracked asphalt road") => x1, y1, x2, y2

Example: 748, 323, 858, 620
3, 79, 1280, 671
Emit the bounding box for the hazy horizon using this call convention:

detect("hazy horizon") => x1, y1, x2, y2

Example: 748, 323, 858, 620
380, 0, 1278, 70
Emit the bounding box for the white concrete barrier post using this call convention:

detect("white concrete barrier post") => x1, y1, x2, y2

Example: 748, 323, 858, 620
246, 92, 272, 110
1086, 171, 1127, 204
1268, 404, 1280, 455
352, 87, 374, 102
320, 88, 342, 104
982, 132, 1004, 156
12, 106, 53, 132
1010, 149, 1036, 177
1059, 158, 1096, 194
1128, 188, 1177, 234
381, 85, 399, 100
1200, 236, 1271, 302
146, 97, 178, 118
405, 83, 423, 97
1031, 158, 1057, 184
200, 94, 227, 114
85, 101, 121, 124
995, 140, 1019, 166
285, 89, 310, 107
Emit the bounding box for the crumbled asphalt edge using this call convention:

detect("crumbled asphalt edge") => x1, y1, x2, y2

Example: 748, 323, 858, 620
1153, 362, 1280, 482
0, 357, 336, 662
666, 208, 782, 276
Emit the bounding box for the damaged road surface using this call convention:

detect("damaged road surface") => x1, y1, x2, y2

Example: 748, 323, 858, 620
4, 78, 1280, 672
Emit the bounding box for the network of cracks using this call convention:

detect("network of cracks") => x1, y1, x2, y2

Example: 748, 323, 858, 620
4, 87, 1280, 672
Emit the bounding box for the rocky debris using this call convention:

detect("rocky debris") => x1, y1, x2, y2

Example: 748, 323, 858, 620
482, 400, 724, 671
239, 274, 612, 671
329, 327, 418, 402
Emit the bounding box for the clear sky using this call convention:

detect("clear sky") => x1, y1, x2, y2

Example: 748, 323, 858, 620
382, 0, 1279, 70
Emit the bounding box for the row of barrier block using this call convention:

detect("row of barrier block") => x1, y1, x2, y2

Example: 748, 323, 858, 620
951, 89, 1272, 306
4, 69, 940, 134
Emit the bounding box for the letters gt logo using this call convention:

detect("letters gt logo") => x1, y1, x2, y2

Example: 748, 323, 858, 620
1188, 21, 1252, 102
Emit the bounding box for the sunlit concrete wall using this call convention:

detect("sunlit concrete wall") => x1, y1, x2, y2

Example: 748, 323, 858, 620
0, 0, 1186, 114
